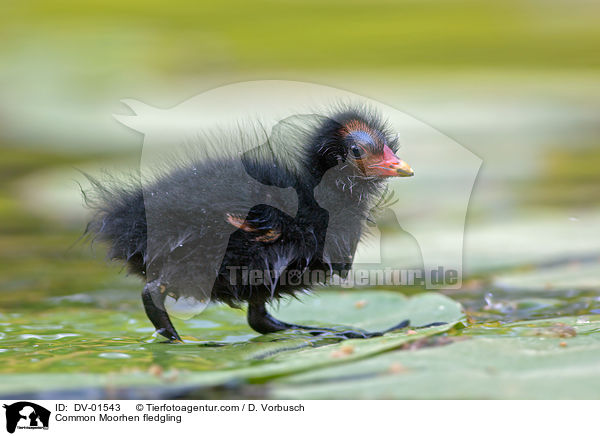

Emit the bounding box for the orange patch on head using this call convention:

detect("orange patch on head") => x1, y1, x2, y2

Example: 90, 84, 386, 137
341, 119, 379, 143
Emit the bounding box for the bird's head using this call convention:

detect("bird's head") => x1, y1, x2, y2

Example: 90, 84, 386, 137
340, 118, 413, 178
312, 109, 414, 179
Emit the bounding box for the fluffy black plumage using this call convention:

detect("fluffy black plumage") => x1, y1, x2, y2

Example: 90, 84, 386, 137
84, 105, 414, 341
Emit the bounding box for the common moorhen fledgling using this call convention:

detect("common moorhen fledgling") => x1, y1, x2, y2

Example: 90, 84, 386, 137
84, 106, 416, 341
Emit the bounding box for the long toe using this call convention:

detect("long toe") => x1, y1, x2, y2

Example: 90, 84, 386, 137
414, 321, 447, 328
382, 319, 410, 334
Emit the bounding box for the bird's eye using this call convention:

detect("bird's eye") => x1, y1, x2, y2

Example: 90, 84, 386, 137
351, 145, 365, 159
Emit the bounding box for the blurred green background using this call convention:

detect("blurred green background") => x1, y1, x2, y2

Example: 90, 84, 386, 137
1, 0, 599, 398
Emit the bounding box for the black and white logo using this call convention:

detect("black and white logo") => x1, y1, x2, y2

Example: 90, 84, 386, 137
3, 402, 50, 434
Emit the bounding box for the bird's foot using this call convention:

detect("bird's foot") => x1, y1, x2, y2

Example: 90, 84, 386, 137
380, 319, 410, 334
414, 321, 447, 328
283, 319, 409, 339
247, 302, 447, 341
155, 327, 182, 343
143, 282, 182, 343
291, 327, 379, 339
281, 320, 447, 339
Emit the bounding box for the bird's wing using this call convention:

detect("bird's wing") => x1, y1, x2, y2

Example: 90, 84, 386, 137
225, 204, 293, 243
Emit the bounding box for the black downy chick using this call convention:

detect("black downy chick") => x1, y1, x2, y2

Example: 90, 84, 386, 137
84, 106, 417, 342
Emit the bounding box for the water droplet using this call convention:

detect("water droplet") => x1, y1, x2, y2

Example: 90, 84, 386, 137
20, 333, 80, 340
484, 292, 494, 307
98, 353, 131, 359
164, 295, 209, 320
223, 334, 258, 343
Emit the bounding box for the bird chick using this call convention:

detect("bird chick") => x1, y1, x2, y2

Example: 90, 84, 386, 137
84, 106, 414, 341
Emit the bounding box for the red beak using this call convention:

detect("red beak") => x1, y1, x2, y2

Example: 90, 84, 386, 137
365, 145, 414, 177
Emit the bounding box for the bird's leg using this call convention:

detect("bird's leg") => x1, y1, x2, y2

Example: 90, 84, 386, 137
142, 281, 181, 342
247, 302, 411, 339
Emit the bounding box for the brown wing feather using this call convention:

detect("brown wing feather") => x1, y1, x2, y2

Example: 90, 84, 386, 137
225, 213, 281, 243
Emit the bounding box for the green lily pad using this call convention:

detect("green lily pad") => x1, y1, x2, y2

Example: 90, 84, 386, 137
0, 290, 463, 397
269, 315, 600, 399
272, 290, 461, 331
